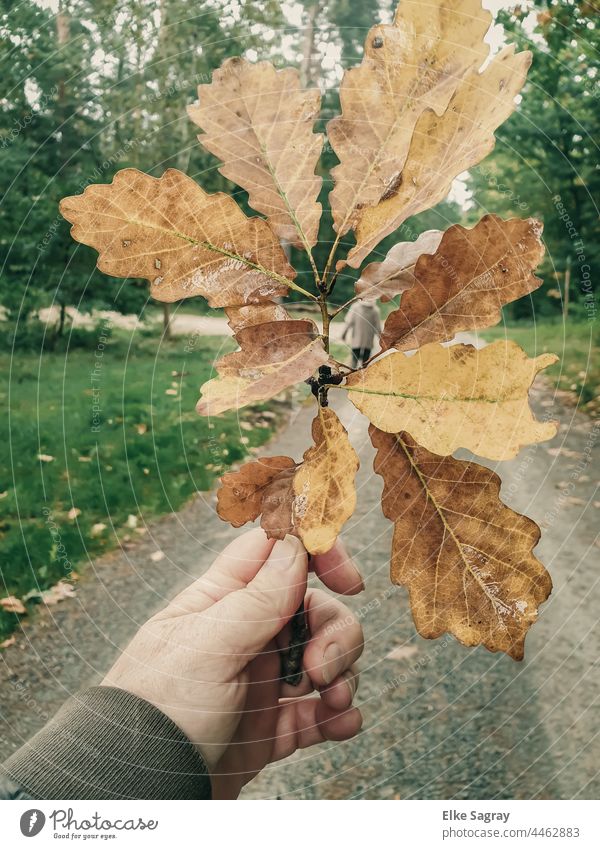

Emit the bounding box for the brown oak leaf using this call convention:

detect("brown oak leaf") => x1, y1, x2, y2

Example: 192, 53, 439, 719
380, 215, 545, 350
217, 456, 296, 527
328, 0, 491, 242
189, 58, 323, 250
371, 427, 552, 659
59, 168, 296, 305
347, 45, 532, 266
197, 319, 329, 415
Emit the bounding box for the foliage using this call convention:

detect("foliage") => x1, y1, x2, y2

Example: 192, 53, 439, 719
0, 0, 286, 338
466, 0, 600, 319
59, 0, 559, 660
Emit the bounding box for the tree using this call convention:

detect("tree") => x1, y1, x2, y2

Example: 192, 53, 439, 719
466, 0, 599, 320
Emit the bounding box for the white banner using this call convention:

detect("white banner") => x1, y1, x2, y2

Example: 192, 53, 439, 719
1, 799, 599, 848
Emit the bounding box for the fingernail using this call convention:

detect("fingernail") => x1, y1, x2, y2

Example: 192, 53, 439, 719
322, 643, 342, 685
349, 563, 365, 592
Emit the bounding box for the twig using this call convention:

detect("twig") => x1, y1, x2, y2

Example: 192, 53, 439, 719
280, 600, 309, 686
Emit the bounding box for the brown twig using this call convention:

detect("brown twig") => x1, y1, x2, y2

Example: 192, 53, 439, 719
280, 600, 309, 686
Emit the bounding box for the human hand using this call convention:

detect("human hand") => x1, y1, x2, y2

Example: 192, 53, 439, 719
102, 529, 365, 798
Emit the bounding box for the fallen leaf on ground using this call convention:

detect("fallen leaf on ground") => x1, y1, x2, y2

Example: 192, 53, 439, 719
150, 550, 166, 563
0, 596, 26, 614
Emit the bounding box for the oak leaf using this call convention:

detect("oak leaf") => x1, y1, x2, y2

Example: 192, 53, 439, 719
380, 215, 545, 350
217, 456, 296, 527
225, 302, 292, 333
189, 58, 323, 250
371, 427, 552, 659
59, 168, 296, 306
355, 230, 443, 302
197, 320, 329, 415
347, 45, 532, 267
328, 0, 491, 243
293, 408, 359, 555
345, 340, 558, 461
260, 466, 298, 540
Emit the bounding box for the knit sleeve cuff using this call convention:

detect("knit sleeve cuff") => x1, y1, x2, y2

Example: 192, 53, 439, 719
1, 686, 211, 800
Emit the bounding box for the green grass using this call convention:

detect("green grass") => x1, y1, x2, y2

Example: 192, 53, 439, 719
480, 318, 599, 415
0, 330, 286, 640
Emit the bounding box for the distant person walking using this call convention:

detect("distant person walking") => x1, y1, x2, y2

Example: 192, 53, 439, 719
341, 301, 382, 368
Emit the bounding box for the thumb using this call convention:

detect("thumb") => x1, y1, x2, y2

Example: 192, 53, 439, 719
203, 536, 308, 663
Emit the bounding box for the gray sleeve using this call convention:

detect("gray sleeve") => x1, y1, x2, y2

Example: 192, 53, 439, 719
0, 687, 211, 800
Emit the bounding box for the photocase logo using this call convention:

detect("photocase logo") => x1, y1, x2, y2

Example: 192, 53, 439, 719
19, 809, 46, 837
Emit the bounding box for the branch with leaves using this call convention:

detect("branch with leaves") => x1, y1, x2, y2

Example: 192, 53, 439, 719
60, 0, 558, 664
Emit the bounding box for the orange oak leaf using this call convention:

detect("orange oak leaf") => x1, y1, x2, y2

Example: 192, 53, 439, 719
59, 168, 297, 306
355, 230, 443, 302
217, 456, 296, 527
345, 340, 558, 461
197, 319, 329, 415
260, 466, 298, 541
189, 58, 323, 250
328, 0, 491, 242
371, 427, 552, 659
293, 408, 359, 555
380, 215, 545, 350
347, 45, 532, 267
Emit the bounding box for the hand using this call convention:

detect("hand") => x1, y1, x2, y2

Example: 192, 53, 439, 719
102, 529, 365, 799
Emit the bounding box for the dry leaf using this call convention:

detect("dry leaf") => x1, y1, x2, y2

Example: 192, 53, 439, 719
260, 466, 298, 540
217, 456, 296, 527
225, 302, 292, 333
91, 522, 107, 536
345, 340, 558, 461
328, 0, 491, 242
0, 636, 16, 649
67, 507, 81, 520
380, 215, 544, 350
150, 550, 166, 563
0, 596, 26, 614
42, 581, 76, 606
293, 408, 359, 554
189, 58, 323, 249
371, 427, 552, 659
197, 320, 328, 415
347, 45, 531, 266
37, 454, 54, 463
60, 168, 296, 305
355, 230, 443, 302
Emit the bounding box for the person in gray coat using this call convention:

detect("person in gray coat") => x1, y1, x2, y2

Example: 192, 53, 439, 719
341, 301, 382, 367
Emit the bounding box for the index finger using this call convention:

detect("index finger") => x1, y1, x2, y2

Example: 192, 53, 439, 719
310, 538, 364, 596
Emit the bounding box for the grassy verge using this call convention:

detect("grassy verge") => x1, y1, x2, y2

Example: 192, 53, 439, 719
480, 318, 599, 416
0, 330, 288, 641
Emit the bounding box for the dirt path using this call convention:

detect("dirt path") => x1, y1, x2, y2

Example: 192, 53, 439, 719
1, 382, 598, 799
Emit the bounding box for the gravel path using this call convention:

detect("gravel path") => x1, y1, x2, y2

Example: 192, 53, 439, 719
1, 378, 598, 799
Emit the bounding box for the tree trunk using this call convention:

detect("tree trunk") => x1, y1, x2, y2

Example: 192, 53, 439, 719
299, 1, 321, 88
162, 302, 172, 339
